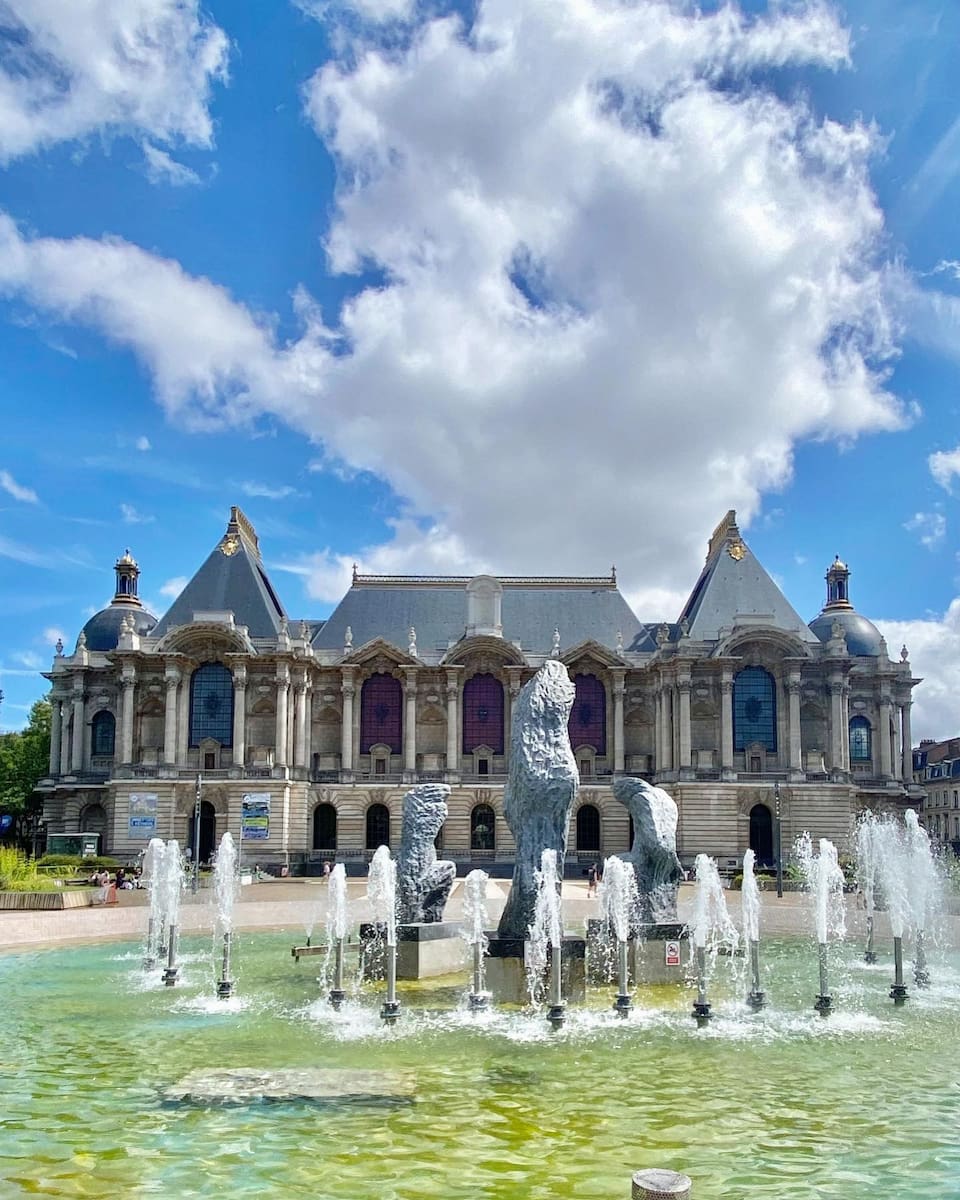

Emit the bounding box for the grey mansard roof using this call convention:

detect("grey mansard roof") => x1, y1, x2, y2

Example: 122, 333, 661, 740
678, 512, 819, 644
312, 575, 657, 657
152, 508, 287, 640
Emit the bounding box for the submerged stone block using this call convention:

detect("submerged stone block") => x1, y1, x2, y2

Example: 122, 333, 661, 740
165, 1068, 416, 1106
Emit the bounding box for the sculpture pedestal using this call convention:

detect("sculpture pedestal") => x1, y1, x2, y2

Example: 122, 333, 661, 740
586, 921, 688, 986
484, 935, 586, 1005
359, 922, 464, 980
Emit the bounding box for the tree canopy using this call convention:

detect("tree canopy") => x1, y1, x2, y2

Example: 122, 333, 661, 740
0, 699, 50, 849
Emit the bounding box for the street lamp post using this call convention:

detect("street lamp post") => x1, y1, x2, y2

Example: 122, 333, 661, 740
192, 773, 202, 894
774, 781, 783, 898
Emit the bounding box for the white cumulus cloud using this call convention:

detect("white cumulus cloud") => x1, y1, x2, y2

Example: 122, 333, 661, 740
878, 604, 960, 741
120, 502, 154, 524
142, 144, 202, 187
159, 575, 188, 598
0, 0, 229, 163
0, 0, 916, 602
929, 446, 960, 492
903, 510, 946, 550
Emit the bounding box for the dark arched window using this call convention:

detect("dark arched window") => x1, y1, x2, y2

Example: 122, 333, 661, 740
749, 804, 774, 866
733, 667, 776, 752
576, 803, 601, 852
360, 673, 402, 753
366, 803, 390, 849
569, 674, 606, 753
462, 673, 505, 753
91, 710, 116, 756
80, 803, 107, 837
849, 716, 872, 763
313, 803, 337, 850
471, 804, 496, 851
190, 663, 234, 747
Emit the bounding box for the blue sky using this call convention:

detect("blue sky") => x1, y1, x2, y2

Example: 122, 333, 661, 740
1, 0, 960, 737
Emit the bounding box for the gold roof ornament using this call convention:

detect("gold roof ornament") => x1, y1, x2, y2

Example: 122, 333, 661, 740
727, 539, 746, 561
220, 533, 240, 557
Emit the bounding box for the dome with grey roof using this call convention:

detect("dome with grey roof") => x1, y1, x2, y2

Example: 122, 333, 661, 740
80, 606, 158, 652
808, 610, 885, 657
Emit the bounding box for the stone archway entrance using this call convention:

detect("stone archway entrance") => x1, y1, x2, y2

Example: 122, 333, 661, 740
749, 803, 774, 867
187, 800, 217, 865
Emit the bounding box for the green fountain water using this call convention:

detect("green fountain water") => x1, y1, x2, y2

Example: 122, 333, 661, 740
1, 930, 958, 1199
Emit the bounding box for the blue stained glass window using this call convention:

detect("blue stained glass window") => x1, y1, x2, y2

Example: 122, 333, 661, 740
733, 667, 776, 752
91, 710, 115, 756
189, 663, 234, 747
360, 673, 402, 753
463, 673, 504, 753
568, 674, 606, 753
849, 716, 872, 763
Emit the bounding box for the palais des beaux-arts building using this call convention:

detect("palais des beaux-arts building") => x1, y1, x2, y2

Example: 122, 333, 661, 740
38, 507, 923, 873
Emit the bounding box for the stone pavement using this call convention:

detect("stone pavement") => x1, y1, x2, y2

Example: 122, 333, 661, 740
1, 878, 957, 951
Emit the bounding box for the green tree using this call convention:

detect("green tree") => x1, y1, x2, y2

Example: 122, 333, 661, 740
0, 699, 51, 851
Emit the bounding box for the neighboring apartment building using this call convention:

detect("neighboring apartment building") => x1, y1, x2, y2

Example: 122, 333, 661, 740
37, 507, 923, 872
913, 737, 960, 852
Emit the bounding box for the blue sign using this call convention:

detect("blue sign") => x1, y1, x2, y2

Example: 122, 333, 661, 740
0, 814, 13, 833
128, 793, 158, 838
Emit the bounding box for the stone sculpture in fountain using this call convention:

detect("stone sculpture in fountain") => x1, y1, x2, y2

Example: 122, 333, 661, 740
396, 783, 457, 923
497, 659, 579, 939
612, 776, 683, 924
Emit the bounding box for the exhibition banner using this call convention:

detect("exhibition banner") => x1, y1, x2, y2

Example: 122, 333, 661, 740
128, 793, 158, 838
241, 793, 271, 840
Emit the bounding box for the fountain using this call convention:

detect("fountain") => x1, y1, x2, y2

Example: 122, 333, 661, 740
796, 833, 845, 1015
159, 839, 185, 987
462, 869, 491, 1012
741, 848, 765, 1010
689, 853, 739, 1027
527, 849, 566, 1029
904, 809, 939, 988
213, 832, 239, 999
141, 837, 166, 969
368, 846, 400, 1024
873, 817, 911, 1005
855, 811, 881, 963
326, 863, 349, 1009
598, 854, 637, 1017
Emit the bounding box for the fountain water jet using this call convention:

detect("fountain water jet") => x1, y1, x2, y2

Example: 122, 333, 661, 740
326, 863, 348, 1009
904, 810, 938, 988
159, 839, 185, 987
796, 833, 845, 1015
461, 869, 491, 1012
213, 832, 239, 999
528, 849, 565, 1029
368, 847, 400, 1024
598, 856, 637, 1017
741, 849, 765, 1010
855, 812, 882, 964
874, 818, 911, 1005
689, 854, 738, 1027
141, 838, 166, 969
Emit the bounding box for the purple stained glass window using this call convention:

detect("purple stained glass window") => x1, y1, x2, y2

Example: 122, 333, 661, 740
360, 672, 402, 753
569, 673, 606, 754
462, 673, 504, 753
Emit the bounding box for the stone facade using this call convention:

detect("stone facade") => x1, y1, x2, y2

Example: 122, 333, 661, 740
37, 508, 923, 871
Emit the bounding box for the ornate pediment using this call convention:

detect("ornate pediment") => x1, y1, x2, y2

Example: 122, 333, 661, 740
561, 639, 624, 669
441, 633, 525, 667
154, 621, 255, 658
343, 637, 416, 668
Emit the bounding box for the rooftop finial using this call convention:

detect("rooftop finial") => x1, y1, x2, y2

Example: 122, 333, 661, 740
352, 562, 358, 584
344, 625, 353, 651
552, 627, 561, 657
616, 629, 624, 654
408, 626, 417, 657
900, 644, 909, 663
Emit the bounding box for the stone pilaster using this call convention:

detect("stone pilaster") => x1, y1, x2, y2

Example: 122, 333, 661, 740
900, 700, 913, 783
445, 668, 460, 778
340, 666, 356, 776
232, 664, 247, 769
120, 666, 136, 765
403, 669, 418, 776
829, 676, 844, 776
176, 669, 191, 763
878, 691, 892, 778
71, 676, 86, 772
720, 670, 734, 779
275, 664, 290, 767
49, 697, 62, 775
294, 673, 308, 769
612, 669, 626, 773
677, 672, 692, 773
163, 664, 180, 765
653, 687, 662, 775
787, 672, 803, 780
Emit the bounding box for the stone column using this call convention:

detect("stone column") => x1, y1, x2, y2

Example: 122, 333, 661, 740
840, 684, 851, 772
677, 672, 692, 771
720, 670, 734, 775
878, 693, 892, 778
120, 669, 136, 765
661, 681, 674, 772
163, 665, 180, 765
304, 684, 313, 772
829, 677, 844, 774
177, 669, 191, 764
612, 669, 626, 773
49, 698, 62, 775
71, 678, 86, 772
232, 664, 247, 769
294, 675, 308, 768
653, 688, 662, 775
787, 672, 802, 777
901, 700, 913, 782
59, 707, 71, 776
445, 669, 459, 776
340, 667, 355, 775
275, 664, 290, 767
403, 669, 418, 774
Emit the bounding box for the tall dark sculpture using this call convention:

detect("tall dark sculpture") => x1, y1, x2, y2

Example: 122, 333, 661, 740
497, 660, 578, 938
396, 783, 456, 923
612, 776, 683, 923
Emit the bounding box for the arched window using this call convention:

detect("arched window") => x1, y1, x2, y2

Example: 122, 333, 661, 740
849, 716, 872, 763
733, 667, 776, 752
576, 803, 601, 852
313, 802, 337, 850
190, 663, 234, 747
79, 803, 107, 837
569, 674, 606, 753
749, 804, 774, 866
462, 673, 505, 753
471, 804, 496, 851
187, 800, 217, 865
91, 710, 116, 756
360, 673, 402, 754
366, 802, 390, 849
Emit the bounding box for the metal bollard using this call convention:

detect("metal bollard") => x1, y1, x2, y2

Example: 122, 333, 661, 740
631, 1167, 692, 1199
